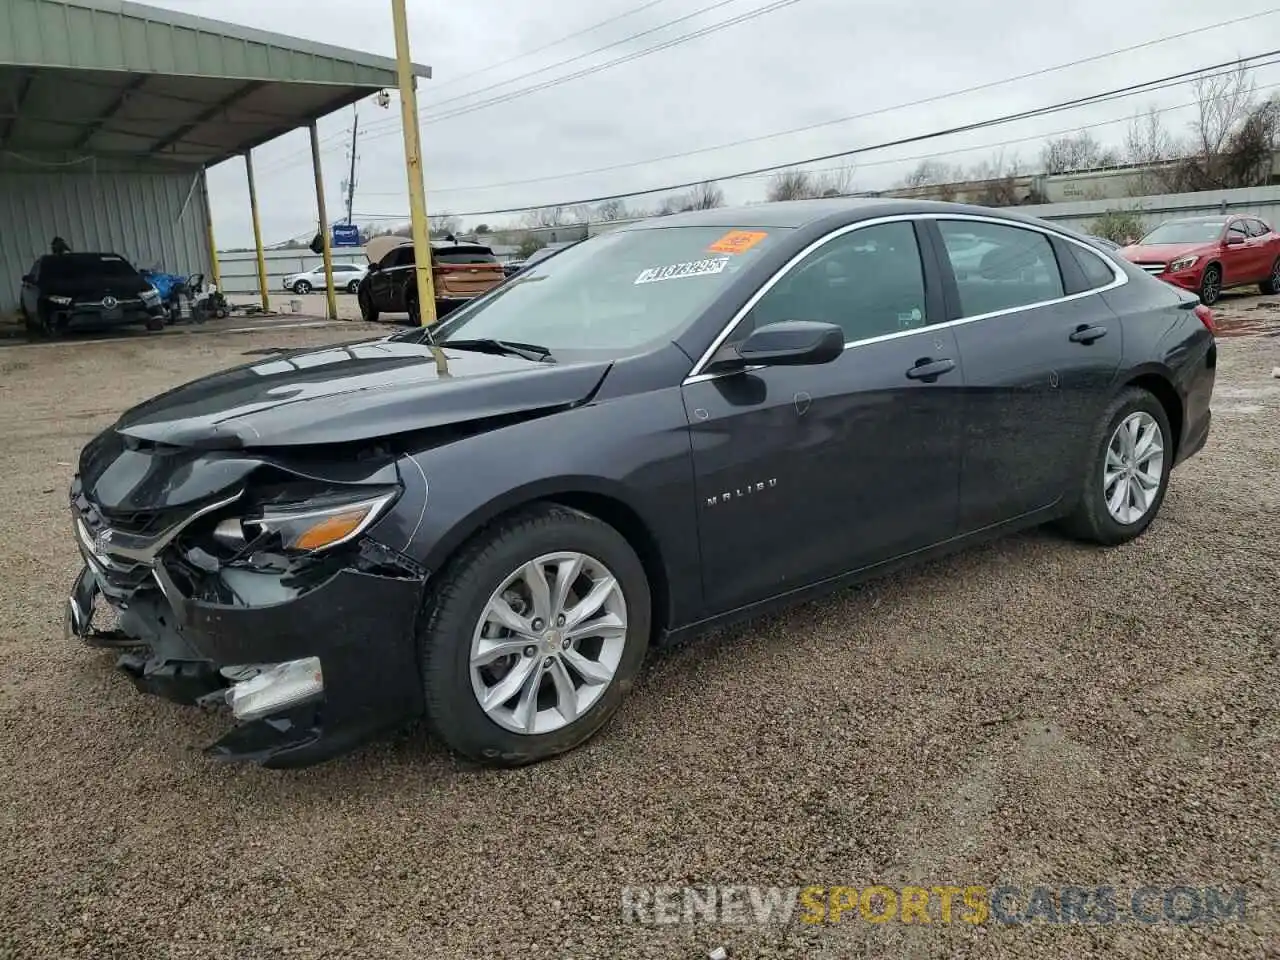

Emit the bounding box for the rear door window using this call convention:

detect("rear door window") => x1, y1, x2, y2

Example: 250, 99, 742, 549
937, 221, 1065, 317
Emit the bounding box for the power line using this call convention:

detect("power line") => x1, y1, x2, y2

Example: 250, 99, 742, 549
430, 0, 679, 92
363, 0, 805, 137
253, 7, 1275, 182
345, 50, 1280, 220
403, 8, 1280, 194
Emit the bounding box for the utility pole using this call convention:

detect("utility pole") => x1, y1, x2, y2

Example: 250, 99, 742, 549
342, 107, 359, 225
391, 0, 437, 328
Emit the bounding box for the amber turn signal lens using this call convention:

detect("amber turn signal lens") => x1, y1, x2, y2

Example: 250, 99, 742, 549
290, 509, 370, 551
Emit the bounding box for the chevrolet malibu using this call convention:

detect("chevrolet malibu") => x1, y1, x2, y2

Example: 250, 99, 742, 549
66, 200, 1216, 769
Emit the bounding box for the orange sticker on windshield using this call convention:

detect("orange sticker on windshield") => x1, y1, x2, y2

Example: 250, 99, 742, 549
708, 230, 768, 255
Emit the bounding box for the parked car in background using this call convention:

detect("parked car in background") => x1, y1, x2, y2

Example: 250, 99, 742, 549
1119, 215, 1280, 305
1086, 235, 1120, 251
66, 199, 1215, 769
20, 252, 166, 337
357, 240, 505, 323
282, 262, 367, 294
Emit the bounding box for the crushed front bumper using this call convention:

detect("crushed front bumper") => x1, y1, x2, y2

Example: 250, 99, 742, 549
67, 538, 429, 769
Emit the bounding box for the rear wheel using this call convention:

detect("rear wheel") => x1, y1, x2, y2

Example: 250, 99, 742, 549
347, 280, 360, 294
1060, 387, 1172, 545
358, 287, 379, 322
292, 280, 312, 295
1260, 258, 1280, 295
1198, 264, 1222, 306
418, 505, 651, 766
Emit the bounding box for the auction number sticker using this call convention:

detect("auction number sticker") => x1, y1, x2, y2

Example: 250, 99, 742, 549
634, 257, 729, 285
708, 230, 768, 255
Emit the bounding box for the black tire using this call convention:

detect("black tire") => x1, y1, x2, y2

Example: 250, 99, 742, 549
406, 292, 420, 326
418, 504, 651, 766
1198, 264, 1222, 306
1059, 387, 1173, 545
1260, 258, 1280, 296
145, 316, 165, 332
347, 280, 360, 294
358, 287, 379, 322
293, 280, 312, 295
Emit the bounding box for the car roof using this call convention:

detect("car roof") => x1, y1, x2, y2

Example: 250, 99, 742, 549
621, 197, 1073, 232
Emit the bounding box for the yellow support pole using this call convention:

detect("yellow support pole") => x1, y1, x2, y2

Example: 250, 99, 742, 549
199, 167, 221, 291
391, 0, 437, 327
243, 151, 270, 313
309, 120, 339, 322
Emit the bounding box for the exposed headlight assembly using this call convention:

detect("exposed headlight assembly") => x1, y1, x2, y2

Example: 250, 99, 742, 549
215, 488, 399, 555
1169, 255, 1199, 272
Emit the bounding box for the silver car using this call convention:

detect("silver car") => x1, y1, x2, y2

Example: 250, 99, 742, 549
281, 262, 368, 294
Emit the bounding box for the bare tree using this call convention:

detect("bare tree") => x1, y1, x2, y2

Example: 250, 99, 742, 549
1223, 95, 1280, 187
969, 152, 1023, 207
765, 169, 813, 202
522, 206, 568, 228
1191, 62, 1255, 160
811, 166, 855, 197
596, 198, 629, 221
683, 181, 725, 210
900, 159, 962, 189
428, 212, 461, 238
1040, 130, 1118, 173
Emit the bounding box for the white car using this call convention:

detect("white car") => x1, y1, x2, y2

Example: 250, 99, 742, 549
281, 262, 367, 294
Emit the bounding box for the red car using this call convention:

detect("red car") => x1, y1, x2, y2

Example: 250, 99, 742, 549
1119, 215, 1280, 306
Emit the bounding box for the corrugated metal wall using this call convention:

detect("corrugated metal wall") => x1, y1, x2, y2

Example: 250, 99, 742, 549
1019, 186, 1280, 235
0, 164, 211, 313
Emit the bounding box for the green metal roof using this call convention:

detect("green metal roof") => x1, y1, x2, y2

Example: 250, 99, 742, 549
0, 0, 431, 166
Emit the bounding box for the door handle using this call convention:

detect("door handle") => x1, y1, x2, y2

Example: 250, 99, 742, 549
905, 357, 956, 382
1069, 324, 1108, 344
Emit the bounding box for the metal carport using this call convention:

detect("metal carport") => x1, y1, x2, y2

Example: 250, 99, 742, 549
0, 0, 430, 318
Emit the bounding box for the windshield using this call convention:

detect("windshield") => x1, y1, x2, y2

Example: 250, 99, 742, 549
1138, 221, 1225, 245
423, 226, 788, 358
41, 254, 138, 282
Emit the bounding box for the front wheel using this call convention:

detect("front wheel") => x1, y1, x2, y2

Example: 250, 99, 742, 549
292, 280, 312, 295
1059, 387, 1172, 545
1198, 265, 1222, 306
1260, 258, 1280, 295
418, 505, 651, 766
358, 287, 379, 322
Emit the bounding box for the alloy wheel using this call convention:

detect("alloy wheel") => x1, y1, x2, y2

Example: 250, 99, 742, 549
469, 551, 628, 735
1103, 411, 1165, 525
1200, 268, 1221, 306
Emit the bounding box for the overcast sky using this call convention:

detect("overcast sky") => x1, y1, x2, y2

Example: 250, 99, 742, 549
147, 0, 1280, 247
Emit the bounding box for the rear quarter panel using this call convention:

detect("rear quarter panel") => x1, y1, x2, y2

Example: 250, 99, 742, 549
1102, 267, 1216, 461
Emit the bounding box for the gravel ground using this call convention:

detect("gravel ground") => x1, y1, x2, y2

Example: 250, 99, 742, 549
0, 298, 1276, 960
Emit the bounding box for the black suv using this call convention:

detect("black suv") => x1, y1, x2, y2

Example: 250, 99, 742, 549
21, 252, 166, 337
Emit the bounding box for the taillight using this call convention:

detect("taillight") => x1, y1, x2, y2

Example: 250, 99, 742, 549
1193, 303, 1216, 334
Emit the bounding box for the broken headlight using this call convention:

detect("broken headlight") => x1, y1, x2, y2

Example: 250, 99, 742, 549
214, 487, 400, 556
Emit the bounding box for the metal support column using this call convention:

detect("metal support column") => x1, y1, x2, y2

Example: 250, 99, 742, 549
244, 151, 269, 312
309, 120, 338, 321
200, 168, 221, 291
391, 0, 437, 327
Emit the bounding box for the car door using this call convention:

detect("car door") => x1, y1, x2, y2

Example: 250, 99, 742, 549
1220, 219, 1253, 286
682, 219, 964, 615
369, 248, 405, 311
1245, 219, 1276, 280
931, 218, 1123, 532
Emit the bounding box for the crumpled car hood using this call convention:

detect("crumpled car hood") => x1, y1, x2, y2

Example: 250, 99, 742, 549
113, 336, 612, 448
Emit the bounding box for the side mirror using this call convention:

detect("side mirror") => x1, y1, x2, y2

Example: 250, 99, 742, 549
710, 320, 845, 371
1226, 234, 1245, 246
21, 274, 33, 284
367, 262, 380, 272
